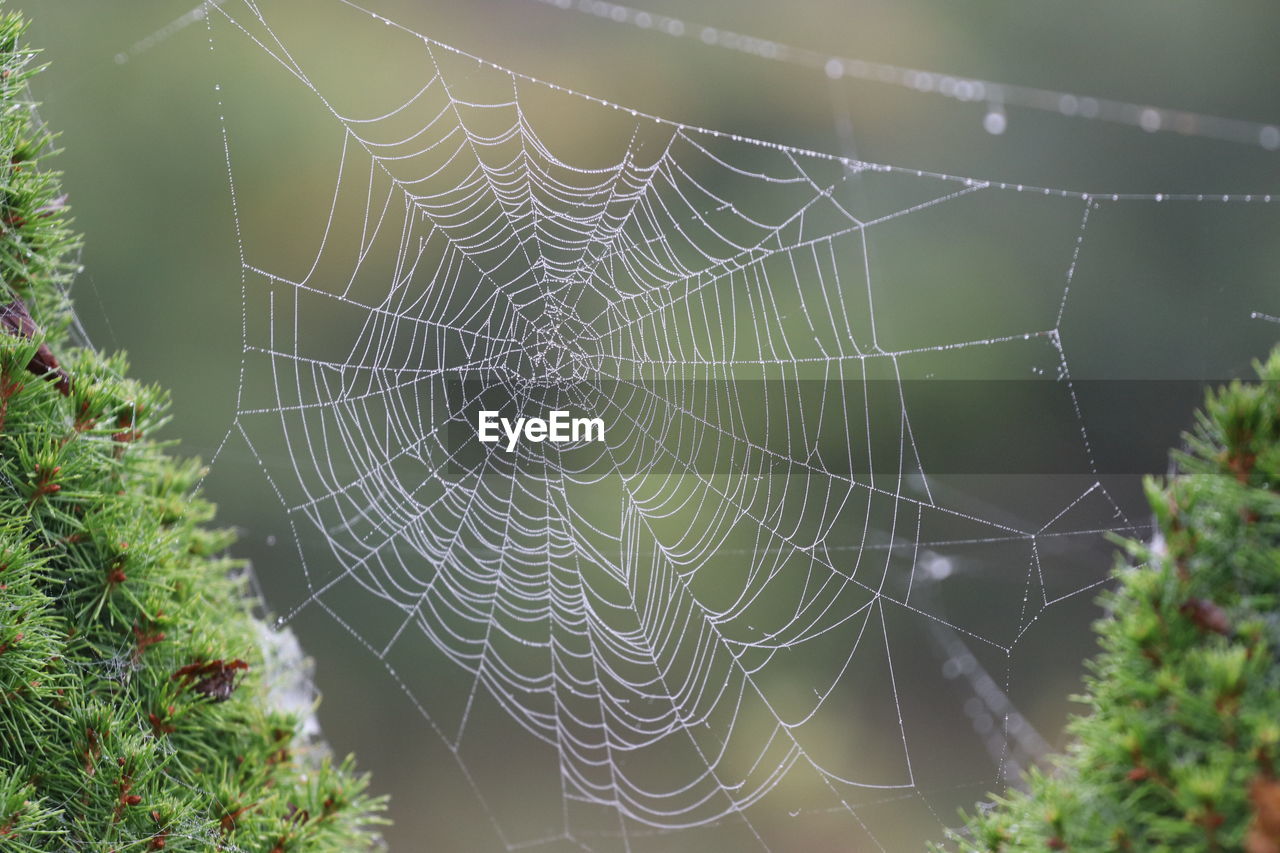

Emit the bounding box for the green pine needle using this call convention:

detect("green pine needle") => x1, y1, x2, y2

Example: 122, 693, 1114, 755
0, 7, 386, 850
939, 352, 1280, 851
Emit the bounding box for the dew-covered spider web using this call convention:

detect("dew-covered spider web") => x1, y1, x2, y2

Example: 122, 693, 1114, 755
176, 0, 1280, 849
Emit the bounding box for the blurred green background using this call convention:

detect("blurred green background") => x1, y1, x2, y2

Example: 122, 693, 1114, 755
19, 1, 1280, 850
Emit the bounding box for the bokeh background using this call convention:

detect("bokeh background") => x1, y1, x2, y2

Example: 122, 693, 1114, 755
19, 1, 1280, 850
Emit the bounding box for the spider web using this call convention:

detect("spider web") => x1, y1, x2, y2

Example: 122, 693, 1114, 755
188, 1, 1279, 849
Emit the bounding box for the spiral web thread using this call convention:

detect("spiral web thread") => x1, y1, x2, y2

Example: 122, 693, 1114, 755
195, 1, 1277, 849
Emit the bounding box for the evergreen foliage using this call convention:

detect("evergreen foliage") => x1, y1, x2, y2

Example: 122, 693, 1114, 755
942, 353, 1280, 852
0, 9, 385, 850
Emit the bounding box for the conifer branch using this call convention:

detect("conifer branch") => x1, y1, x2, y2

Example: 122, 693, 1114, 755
0, 8, 387, 849
942, 351, 1280, 851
